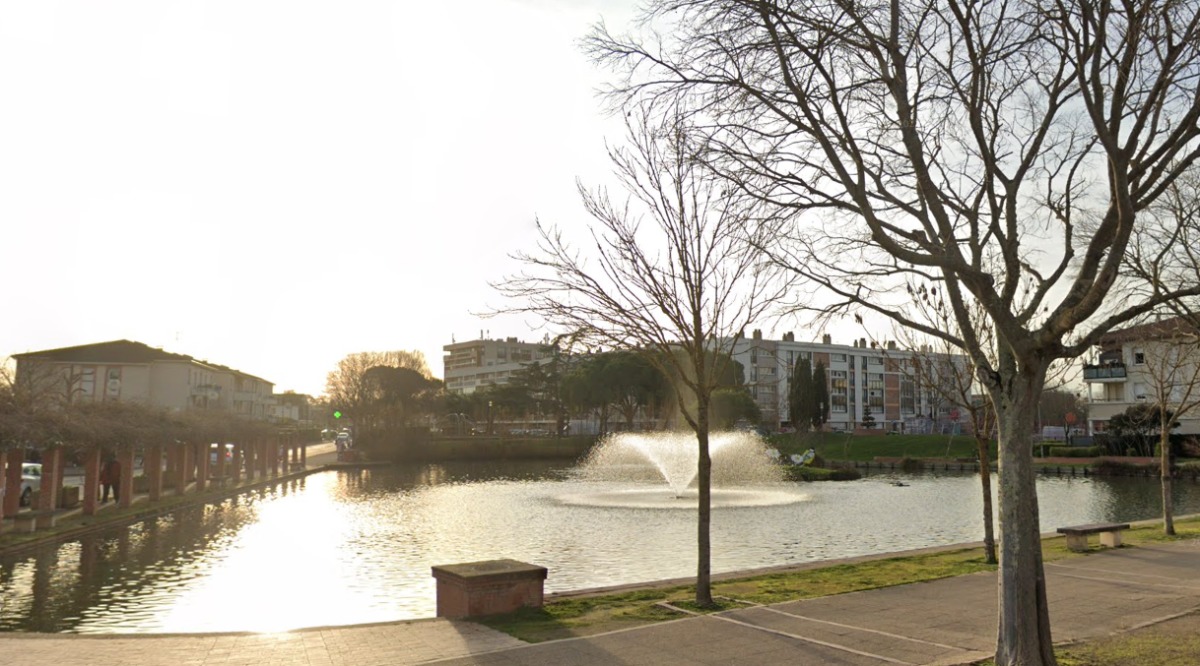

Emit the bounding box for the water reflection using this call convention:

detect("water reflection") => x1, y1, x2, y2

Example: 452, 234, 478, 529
2, 461, 1199, 634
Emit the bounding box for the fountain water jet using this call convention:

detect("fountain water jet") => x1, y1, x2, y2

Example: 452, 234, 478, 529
571, 431, 791, 507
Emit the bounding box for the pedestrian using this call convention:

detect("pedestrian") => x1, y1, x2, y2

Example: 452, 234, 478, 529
100, 456, 121, 503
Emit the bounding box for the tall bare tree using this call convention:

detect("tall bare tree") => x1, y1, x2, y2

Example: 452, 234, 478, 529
591, 2, 1200, 662
495, 105, 789, 605
886, 298, 998, 564
324, 350, 430, 431
1115, 316, 1200, 534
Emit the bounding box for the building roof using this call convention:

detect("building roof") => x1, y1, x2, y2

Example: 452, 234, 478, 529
1098, 316, 1200, 345
13, 339, 274, 384
13, 339, 196, 364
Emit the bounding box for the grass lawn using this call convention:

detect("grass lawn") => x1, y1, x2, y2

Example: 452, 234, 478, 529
766, 431, 995, 462
478, 517, 1200, 648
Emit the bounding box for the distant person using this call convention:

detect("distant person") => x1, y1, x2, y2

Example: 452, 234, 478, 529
100, 457, 121, 503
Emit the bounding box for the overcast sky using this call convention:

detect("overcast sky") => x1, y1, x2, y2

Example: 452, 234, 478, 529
0, 0, 680, 395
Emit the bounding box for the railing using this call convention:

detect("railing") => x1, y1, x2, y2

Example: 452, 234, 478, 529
1082, 364, 1127, 380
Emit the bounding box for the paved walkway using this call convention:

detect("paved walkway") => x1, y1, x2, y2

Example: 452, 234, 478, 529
2, 537, 1199, 665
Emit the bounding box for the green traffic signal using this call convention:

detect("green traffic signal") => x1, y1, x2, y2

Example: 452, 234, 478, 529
334, 411, 342, 419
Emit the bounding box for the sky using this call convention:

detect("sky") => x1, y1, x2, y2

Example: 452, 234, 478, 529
0, 0, 664, 396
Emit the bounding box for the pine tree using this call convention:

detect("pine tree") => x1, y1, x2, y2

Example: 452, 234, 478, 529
811, 361, 829, 431
861, 404, 876, 430
788, 357, 813, 432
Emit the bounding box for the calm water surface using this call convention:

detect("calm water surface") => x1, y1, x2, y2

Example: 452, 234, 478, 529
1, 460, 1197, 634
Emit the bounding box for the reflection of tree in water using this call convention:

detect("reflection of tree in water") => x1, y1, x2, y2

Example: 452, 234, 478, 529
0, 481, 303, 632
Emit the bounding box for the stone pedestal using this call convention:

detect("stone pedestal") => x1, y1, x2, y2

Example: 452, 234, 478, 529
431, 559, 547, 619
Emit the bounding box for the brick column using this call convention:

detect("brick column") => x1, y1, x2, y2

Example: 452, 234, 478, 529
82, 447, 101, 516
194, 443, 208, 493
3, 449, 24, 518
35, 446, 62, 513
117, 448, 135, 509
175, 443, 189, 496
231, 441, 243, 483
244, 440, 256, 482
258, 438, 269, 478
147, 444, 164, 502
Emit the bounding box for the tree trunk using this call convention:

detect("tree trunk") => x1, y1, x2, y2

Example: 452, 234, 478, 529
695, 401, 713, 607
993, 373, 1057, 666
1161, 430, 1175, 535
976, 435, 997, 565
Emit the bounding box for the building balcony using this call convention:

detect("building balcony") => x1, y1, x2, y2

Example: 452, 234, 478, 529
191, 384, 221, 399
1082, 363, 1127, 382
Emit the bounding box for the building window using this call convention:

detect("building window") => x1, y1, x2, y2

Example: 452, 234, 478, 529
831, 354, 846, 363
1133, 348, 1145, 364
830, 370, 848, 412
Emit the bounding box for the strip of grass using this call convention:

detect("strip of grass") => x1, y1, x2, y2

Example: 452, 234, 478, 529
973, 611, 1200, 666
478, 547, 996, 642
767, 432, 991, 462
481, 516, 1200, 644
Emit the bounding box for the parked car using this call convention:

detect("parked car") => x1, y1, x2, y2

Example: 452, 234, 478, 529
209, 443, 234, 466
20, 463, 42, 506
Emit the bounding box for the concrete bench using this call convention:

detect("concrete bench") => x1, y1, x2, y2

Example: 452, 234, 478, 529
1057, 522, 1130, 552
12, 510, 58, 533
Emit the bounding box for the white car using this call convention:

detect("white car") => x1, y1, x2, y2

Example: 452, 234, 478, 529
20, 463, 42, 506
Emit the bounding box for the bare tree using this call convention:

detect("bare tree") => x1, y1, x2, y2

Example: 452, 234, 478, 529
494, 105, 789, 606
590, 2, 1200, 663
1116, 316, 1200, 534
324, 350, 431, 431
885, 300, 999, 565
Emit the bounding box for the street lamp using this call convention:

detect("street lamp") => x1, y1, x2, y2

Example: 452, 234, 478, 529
488, 400, 494, 436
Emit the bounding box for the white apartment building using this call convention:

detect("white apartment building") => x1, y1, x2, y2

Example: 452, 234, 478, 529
728, 330, 970, 432
1084, 317, 1200, 435
13, 340, 276, 419
442, 337, 555, 394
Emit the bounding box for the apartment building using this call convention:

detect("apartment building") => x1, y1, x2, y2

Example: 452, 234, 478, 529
442, 337, 555, 394
728, 330, 969, 432
12, 340, 276, 419
1083, 317, 1200, 435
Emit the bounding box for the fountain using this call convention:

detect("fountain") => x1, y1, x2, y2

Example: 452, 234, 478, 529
567, 431, 797, 508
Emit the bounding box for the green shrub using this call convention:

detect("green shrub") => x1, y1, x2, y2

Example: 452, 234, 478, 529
784, 464, 862, 482
898, 457, 925, 472
1047, 446, 1104, 458
1093, 459, 1158, 476
828, 466, 863, 481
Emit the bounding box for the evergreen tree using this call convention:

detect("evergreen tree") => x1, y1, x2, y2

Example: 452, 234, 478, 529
811, 361, 829, 431
787, 357, 813, 432
861, 404, 876, 430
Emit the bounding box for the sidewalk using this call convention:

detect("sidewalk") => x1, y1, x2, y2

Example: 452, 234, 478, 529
1, 538, 1198, 665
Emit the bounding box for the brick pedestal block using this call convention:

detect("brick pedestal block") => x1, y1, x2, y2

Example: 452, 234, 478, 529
431, 559, 547, 619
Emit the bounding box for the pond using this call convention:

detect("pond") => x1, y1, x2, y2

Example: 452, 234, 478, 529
1, 459, 1197, 634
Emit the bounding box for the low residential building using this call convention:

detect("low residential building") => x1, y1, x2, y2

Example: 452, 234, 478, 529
270, 391, 314, 425
727, 330, 970, 432
443, 337, 556, 394
1083, 317, 1200, 435
12, 339, 276, 418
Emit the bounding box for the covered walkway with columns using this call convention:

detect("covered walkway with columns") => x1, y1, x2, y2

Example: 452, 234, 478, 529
0, 430, 314, 535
